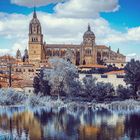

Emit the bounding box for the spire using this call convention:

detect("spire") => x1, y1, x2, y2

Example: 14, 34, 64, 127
16, 49, 21, 59
88, 24, 91, 31
117, 48, 120, 54
33, 7, 37, 18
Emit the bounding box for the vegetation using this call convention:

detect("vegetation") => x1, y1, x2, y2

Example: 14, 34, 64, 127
33, 69, 51, 96
0, 88, 27, 105
124, 59, 140, 95
116, 85, 134, 100
44, 58, 79, 97
32, 58, 140, 102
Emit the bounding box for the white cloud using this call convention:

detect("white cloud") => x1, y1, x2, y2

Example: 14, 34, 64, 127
0, 13, 29, 39
11, 0, 65, 7
101, 26, 140, 44
0, 41, 27, 56
126, 53, 140, 62
55, 0, 119, 18
0, 49, 10, 55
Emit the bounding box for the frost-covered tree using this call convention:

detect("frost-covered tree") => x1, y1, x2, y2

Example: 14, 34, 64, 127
94, 82, 114, 100
0, 88, 27, 105
82, 76, 97, 98
44, 58, 79, 97
124, 59, 140, 95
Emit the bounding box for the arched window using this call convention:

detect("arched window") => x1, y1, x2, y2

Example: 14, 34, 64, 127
85, 49, 92, 56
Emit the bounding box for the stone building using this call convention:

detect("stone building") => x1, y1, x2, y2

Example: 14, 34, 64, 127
19, 8, 126, 66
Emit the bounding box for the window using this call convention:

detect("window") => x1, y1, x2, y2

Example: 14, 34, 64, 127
116, 75, 124, 78
101, 75, 108, 78
85, 49, 92, 56
86, 74, 92, 78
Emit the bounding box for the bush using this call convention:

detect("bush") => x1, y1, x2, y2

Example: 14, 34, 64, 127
83, 77, 97, 98
94, 82, 115, 101
0, 88, 27, 105
28, 95, 51, 107
116, 85, 134, 100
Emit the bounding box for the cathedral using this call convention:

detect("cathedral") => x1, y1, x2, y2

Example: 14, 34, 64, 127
17, 9, 126, 67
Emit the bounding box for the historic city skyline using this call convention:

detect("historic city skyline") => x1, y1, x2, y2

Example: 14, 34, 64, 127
21, 8, 125, 67
0, 0, 140, 60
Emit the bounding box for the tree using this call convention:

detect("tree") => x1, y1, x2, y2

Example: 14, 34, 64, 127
33, 69, 51, 96
94, 82, 114, 101
33, 76, 40, 94
44, 58, 79, 98
124, 59, 140, 95
69, 80, 83, 97
83, 76, 97, 98
116, 85, 134, 99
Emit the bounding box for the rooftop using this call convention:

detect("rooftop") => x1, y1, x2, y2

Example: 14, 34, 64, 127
105, 70, 125, 75
79, 64, 107, 69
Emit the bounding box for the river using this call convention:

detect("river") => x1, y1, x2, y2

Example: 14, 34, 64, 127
0, 105, 140, 140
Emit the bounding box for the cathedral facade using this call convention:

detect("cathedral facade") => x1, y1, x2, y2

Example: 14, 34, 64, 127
18, 9, 126, 66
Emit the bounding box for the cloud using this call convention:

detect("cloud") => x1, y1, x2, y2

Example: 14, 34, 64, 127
0, 41, 27, 56
11, 0, 119, 18
55, 0, 119, 18
0, 13, 29, 39
11, 0, 65, 8
126, 53, 140, 62
101, 26, 140, 44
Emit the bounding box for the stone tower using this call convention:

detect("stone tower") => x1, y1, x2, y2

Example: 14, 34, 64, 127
28, 8, 43, 63
81, 24, 96, 64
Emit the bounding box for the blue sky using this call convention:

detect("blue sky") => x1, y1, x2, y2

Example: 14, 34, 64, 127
101, 0, 140, 30
0, 0, 140, 58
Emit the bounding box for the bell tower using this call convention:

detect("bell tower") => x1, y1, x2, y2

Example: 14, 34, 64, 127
28, 7, 43, 63
81, 24, 96, 65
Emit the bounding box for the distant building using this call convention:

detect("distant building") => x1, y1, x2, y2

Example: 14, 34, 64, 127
79, 70, 126, 88
16, 8, 125, 67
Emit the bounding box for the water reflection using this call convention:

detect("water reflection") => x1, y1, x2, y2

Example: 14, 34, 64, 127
0, 106, 140, 140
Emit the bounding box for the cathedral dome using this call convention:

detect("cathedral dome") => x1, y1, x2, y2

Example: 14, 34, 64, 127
83, 25, 95, 39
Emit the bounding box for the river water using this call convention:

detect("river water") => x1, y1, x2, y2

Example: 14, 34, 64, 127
0, 106, 140, 140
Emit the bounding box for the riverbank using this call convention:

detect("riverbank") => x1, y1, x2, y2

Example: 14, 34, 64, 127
0, 96, 140, 113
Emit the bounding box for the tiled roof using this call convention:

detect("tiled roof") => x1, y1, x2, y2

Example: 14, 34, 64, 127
79, 64, 107, 68
105, 70, 125, 75
45, 44, 81, 49
96, 45, 109, 49
0, 74, 23, 80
